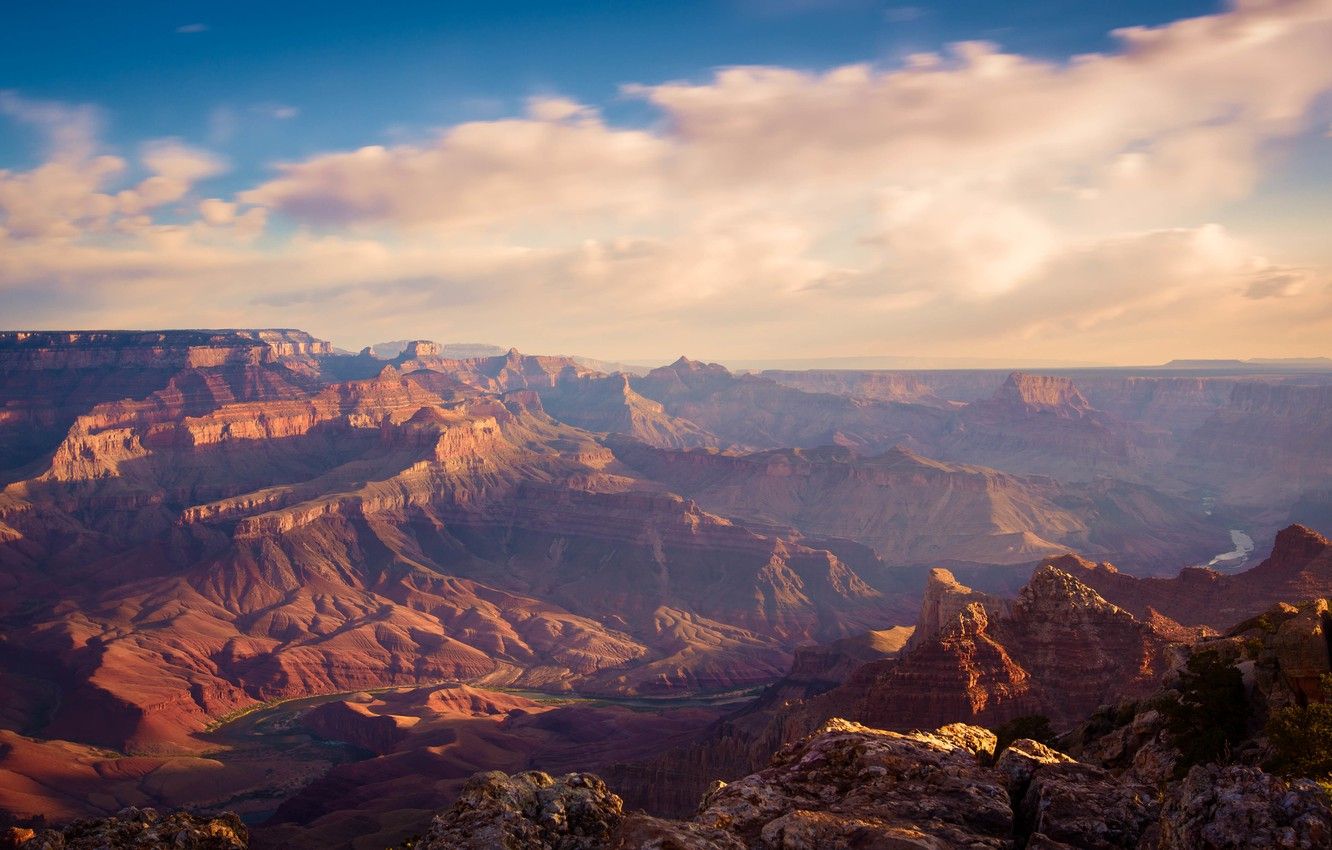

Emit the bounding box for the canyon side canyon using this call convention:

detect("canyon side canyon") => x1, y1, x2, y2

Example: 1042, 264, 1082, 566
3, 330, 1332, 849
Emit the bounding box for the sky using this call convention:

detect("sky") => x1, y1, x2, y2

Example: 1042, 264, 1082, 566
2, 0, 1331, 363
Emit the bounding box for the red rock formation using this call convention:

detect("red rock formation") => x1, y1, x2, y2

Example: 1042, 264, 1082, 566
829, 566, 1180, 730
1061, 524, 1332, 629
630, 357, 948, 454
0, 338, 896, 756
991, 372, 1093, 416
609, 564, 1182, 817
608, 439, 1227, 571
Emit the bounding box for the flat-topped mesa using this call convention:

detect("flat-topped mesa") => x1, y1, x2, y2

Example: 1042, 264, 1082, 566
993, 371, 1093, 415
400, 339, 443, 358
229, 328, 334, 358
0, 328, 332, 368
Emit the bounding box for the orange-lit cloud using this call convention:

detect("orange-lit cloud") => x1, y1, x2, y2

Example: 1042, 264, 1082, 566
2, 0, 1332, 362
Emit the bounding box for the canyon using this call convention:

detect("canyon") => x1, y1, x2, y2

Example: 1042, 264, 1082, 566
3, 329, 1332, 848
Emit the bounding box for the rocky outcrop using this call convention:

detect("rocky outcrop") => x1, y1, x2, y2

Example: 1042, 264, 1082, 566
415, 771, 626, 850
691, 719, 1011, 848
1065, 524, 1332, 630
415, 720, 1012, 850
1, 807, 246, 850
1001, 739, 1159, 849
1156, 765, 1332, 849
821, 565, 1182, 732
993, 372, 1093, 416
906, 567, 1005, 649
417, 719, 1332, 849
610, 564, 1182, 818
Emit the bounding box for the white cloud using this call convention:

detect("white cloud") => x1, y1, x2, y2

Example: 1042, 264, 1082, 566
2, 0, 1332, 360
240, 97, 668, 229
117, 139, 228, 213
176, 23, 208, 34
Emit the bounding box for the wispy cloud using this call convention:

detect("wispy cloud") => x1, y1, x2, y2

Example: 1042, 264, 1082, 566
883, 6, 925, 24
175, 23, 208, 34
3, 0, 1332, 359
254, 103, 299, 120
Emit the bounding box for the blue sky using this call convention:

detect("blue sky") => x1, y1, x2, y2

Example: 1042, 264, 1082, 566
1, 1, 1224, 191
1, 0, 1330, 362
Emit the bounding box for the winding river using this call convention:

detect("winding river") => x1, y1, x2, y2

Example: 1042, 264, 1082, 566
1203, 529, 1256, 572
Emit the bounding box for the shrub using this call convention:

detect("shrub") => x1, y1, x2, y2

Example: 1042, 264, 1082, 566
1267, 674, 1332, 780
1160, 650, 1247, 774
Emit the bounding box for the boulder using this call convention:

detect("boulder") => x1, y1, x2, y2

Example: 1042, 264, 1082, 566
692, 718, 1013, 849
1156, 764, 1332, 850
0, 808, 246, 850
415, 770, 624, 850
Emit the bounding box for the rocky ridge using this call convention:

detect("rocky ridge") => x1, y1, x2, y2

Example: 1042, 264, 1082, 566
605, 561, 1185, 818
1058, 524, 1332, 630
408, 717, 1332, 850
1, 807, 246, 850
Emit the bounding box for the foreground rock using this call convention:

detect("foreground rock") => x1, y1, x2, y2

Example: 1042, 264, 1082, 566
692, 719, 1010, 848
413, 770, 743, 850
1, 808, 246, 850
1157, 765, 1332, 850
416, 719, 1332, 850
415, 771, 626, 850
9, 717, 1329, 850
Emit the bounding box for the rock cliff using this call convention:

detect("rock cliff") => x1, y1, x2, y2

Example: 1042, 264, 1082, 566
1061, 524, 1332, 629
606, 563, 1184, 818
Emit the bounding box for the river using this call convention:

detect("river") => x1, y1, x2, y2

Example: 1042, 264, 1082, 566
1202, 529, 1255, 572
197, 682, 758, 824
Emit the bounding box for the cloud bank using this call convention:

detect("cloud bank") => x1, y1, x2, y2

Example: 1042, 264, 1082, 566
3, 0, 1332, 361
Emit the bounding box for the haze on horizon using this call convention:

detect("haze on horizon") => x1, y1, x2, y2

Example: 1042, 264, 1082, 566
2, 0, 1331, 364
